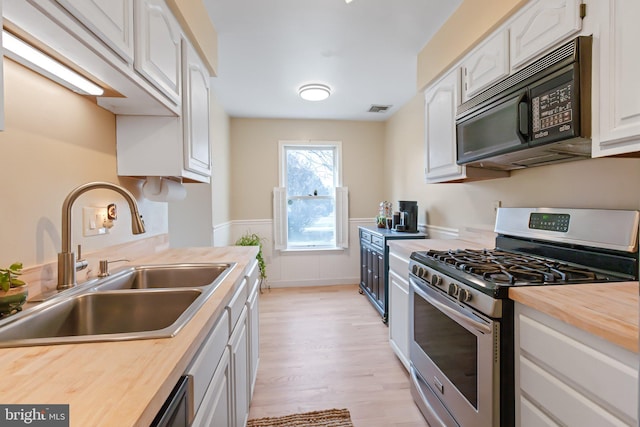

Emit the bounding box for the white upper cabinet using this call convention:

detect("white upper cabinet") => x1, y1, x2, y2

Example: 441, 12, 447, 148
592, 0, 640, 157
509, 0, 583, 70
56, 0, 134, 64
424, 69, 462, 183
424, 69, 508, 183
134, 0, 182, 105
182, 40, 212, 177
461, 29, 510, 101
0, 0, 4, 132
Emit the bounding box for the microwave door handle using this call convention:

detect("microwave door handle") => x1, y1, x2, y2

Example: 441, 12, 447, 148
517, 92, 529, 143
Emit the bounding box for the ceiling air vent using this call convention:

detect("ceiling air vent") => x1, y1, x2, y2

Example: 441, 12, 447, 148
368, 104, 392, 113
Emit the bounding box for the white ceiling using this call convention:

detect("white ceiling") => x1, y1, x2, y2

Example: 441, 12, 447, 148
203, 0, 462, 121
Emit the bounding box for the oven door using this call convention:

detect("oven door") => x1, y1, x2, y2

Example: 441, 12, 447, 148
409, 276, 499, 427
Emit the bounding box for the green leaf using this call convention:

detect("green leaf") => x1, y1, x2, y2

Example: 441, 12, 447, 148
10, 279, 25, 287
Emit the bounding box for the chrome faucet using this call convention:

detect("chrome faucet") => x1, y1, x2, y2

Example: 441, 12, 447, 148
57, 181, 146, 290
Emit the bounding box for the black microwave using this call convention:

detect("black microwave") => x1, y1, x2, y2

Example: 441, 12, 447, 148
456, 36, 592, 170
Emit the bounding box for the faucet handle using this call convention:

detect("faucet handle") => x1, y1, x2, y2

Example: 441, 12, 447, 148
76, 244, 88, 272
98, 259, 130, 277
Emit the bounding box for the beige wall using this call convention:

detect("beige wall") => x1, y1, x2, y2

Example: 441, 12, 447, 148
0, 59, 168, 268
168, 91, 231, 247
385, 93, 640, 231
417, 0, 527, 90
229, 118, 386, 220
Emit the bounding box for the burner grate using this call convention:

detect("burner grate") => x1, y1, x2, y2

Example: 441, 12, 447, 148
425, 249, 605, 285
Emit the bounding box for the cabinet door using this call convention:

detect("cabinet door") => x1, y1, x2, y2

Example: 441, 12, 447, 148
376, 251, 385, 307
182, 40, 212, 177
424, 68, 463, 182
593, 0, 640, 157
230, 308, 249, 427
0, 2, 4, 132
509, 0, 583, 70
360, 241, 367, 289
192, 348, 232, 427
388, 269, 410, 371
247, 279, 260, 399
366, 247, 374, 294
461, 29, 510, 101
135, 0, 181, 104
56, 0, 134, 63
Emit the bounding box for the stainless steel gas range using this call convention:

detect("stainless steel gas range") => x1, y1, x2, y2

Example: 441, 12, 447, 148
408, 208, 640, 427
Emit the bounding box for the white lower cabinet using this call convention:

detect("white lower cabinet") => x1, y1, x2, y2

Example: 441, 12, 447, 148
192, 348, 231, 427
388, 250, 410, 371
246, 260, 260, 398
515, 303, 638, 426
185, 261, 259, 427
230, 307, 249, 427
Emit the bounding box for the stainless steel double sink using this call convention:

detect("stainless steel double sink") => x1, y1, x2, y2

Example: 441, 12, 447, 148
0, 263, 235, 348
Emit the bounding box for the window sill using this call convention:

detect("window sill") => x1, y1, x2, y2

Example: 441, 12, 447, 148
279, 246, 346, 254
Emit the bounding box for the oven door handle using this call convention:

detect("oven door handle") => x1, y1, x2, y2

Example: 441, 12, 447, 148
412, 279, 492, 334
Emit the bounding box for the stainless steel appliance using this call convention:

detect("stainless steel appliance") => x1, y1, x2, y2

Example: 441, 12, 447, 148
151, 375, 194, 427
409, 208, 639, 427
456, 37, 592, 170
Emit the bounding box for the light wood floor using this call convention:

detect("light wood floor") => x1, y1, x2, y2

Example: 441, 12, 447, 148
247, 284, 429, 427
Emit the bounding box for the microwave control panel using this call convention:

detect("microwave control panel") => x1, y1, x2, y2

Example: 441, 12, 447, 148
531, 81, 574, 140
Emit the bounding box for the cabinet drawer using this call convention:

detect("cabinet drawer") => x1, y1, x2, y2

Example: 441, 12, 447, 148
187, 310, 229, 413
370, 235, 383, 249
520, 356, 630, 426
388, 251, 410, 277
226, 278, 248, 333
518, 312, 637, 423
360, 229, 371, 242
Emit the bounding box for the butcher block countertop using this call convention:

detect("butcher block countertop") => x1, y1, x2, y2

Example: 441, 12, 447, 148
0, 246, 259, 427
510, 282, 639, 353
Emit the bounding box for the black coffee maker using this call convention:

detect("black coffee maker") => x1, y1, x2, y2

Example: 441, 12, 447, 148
395, 200, 418, 232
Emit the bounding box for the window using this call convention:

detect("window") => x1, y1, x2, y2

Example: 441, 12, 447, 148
274, 141, 348, 250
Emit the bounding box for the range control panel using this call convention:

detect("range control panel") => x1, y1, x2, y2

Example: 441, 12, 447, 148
529, 212, 570, 232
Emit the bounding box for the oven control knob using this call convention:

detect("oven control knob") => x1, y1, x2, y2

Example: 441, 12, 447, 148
412, 265, 419, 275
447, 283, 459, 297
458, 289, 472, 303
431, 275, 442, 286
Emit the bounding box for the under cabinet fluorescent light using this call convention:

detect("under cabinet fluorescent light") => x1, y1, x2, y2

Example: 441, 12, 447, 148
2, 30, 104, 96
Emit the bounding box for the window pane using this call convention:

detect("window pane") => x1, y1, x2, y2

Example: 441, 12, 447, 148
287, 197, 335, 246
286, 148, 335, 197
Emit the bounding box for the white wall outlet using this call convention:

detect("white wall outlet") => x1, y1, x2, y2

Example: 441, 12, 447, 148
83, 207, 109, 237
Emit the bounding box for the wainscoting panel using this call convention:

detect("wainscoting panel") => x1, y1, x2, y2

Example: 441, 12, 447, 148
227, 218, 371, 288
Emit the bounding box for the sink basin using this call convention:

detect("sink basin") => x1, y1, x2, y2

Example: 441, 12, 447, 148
0, 290, 202, 347
0, 262, 236, 348
92, 263, 232, 291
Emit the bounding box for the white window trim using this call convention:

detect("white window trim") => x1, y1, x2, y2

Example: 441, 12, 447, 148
274, 140, 348, 251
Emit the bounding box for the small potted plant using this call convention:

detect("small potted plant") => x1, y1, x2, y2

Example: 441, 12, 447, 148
235, 232, 267, 287
0, 262, 28, 315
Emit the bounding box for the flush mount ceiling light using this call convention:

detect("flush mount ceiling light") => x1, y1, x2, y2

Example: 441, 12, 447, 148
298, 84, 331, 101
2, 30, 104, 96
